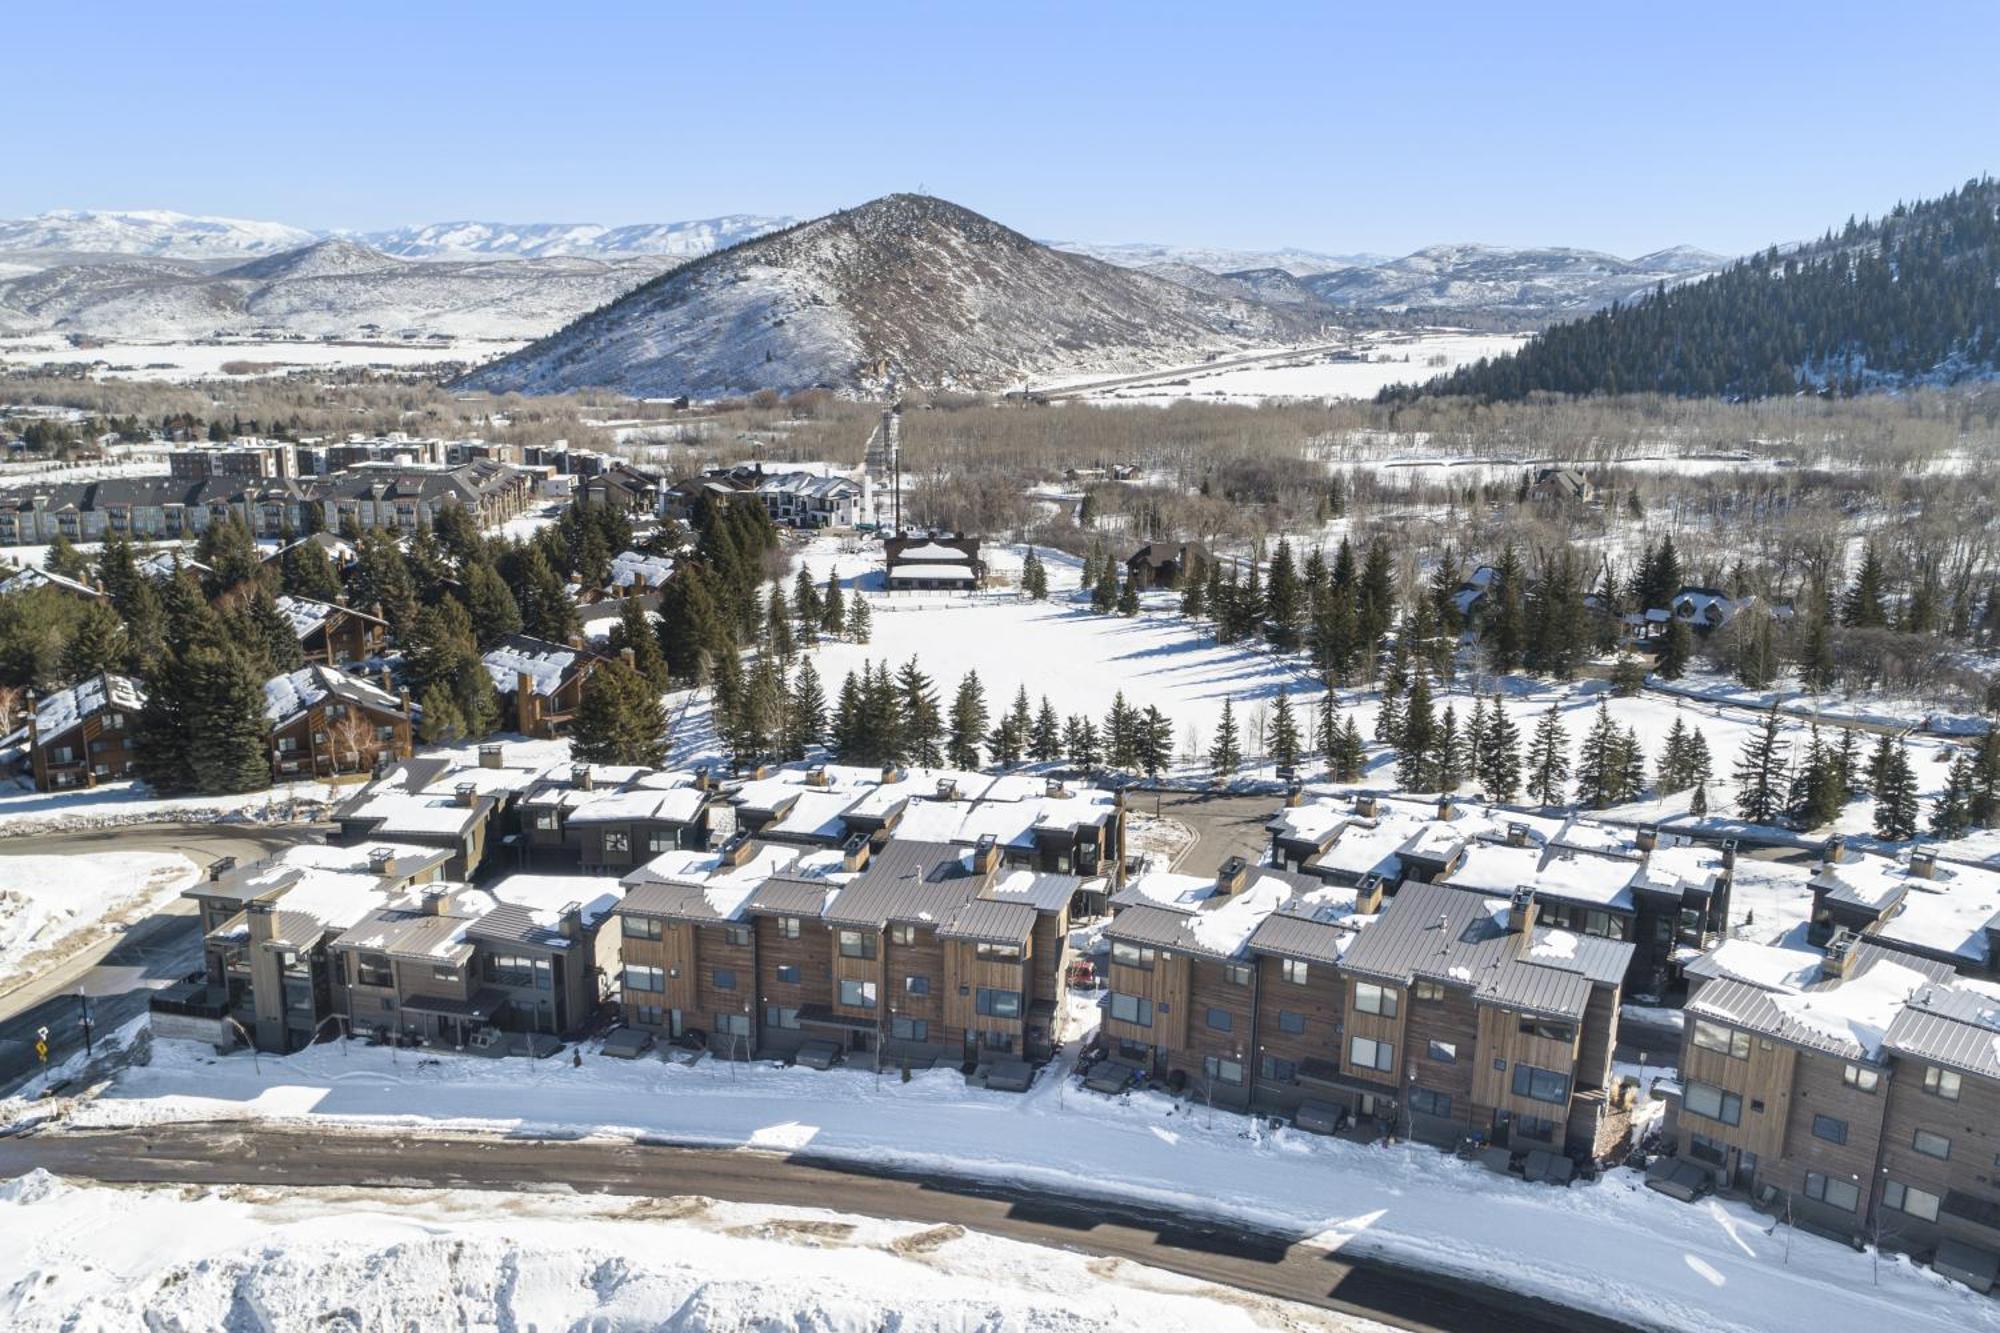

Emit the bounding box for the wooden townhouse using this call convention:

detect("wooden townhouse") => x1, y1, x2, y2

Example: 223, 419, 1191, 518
264, 664, 414, 781
516, 763, 714, 870
1807, 840, 2000, 979
481, 633, 603, 738
1, 673, 144, 791
275, 594, 390, 667
330, 748, 544, 879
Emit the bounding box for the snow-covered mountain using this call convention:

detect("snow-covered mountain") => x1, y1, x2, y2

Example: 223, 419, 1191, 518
1302, 242, 1729, 316
0, 238, 680, 341
459, 194, 1322, 398
0, 209, 316, 260
353, 216, 791, 260
1050, 239, 1386, 277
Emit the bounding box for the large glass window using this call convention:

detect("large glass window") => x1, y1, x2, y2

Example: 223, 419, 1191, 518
1684, 1080, 1740, 1126
838, 930, 876, 960
621, 916, 662, 941
1354, 981, 1396, 1016
1811, 1115, 1847, 1146
624, 964, 665, 994
1349, 1035, 1393, 1072
1691, 1020, 1750, 1059
1511, 1064, 1572, 1106
976, 988, 1021, 1019
1913, 1129, 1952, 1160
1884, 1181, 1941, 1222
1923, 1066, 1962, 1100
1111, 941, 1156, 970
838, 978, 877, 1008
1109, 992, 1153, 1027
1804, 1173, 1860, 1212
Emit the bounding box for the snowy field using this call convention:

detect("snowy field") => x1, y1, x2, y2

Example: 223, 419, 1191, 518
0, 1170, 1345, 1332
0, 334, 527, 382
0, 777, 340, 838
0, 851, 196, 979
35, 1024, 1998, 1333
1033, 332, 1530, 404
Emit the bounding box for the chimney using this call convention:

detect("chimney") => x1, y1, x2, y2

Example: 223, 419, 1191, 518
1909, 849, 1937, 880
559, 902, 584, 945
841, 832, 871, 873
971, 833, 1000, 875
455, 781, 478, 807
1719, 838, 1738, 872
379, 666, 394, 692
1354, 794, 1379, 818
478, 742, 504, 769
245, 898, 276, 945
516, 671, 535, 735
719, 832, 754, 867
1635, 825, 1659, 853
807, 764, 829, 788
1215, 856, 1249, 896
619, 646, 636, 669
1285, 779, 1304, 808
1435, 795, 1456, 822
367, 846, 397, 877
1044, 776, 1067, 799
567, 632, 584, 650
1822, 928, 1861, 980
421, 888, 450, 916
1507, 886, 1538, 935
208, 854, 238, 882
572, 763, 594, 792
881, 763, 904, 785
693, 766, 711, 792
935, 777, 958, 802
1506, 822, 1530, 848
398, 686, 411, 716
1354, 873, 1386, 915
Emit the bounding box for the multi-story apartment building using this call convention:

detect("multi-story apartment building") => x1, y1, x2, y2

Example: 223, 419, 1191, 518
263, 664, 415, 781
515, 763, 714, 870
0, 673, 144, 791
1807, 839, 2000, 978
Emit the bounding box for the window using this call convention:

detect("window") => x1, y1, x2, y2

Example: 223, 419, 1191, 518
1811, 1115, 1848, 1146
724, 925, 752, 947
714, 1012, 751, 1037
1410, 1087, 1453, 1118
838, 978, 877, 1008
1203, 1056, 1244, 1086
1688, 1134, 1727, 1167
1913, 1129, 1952, 1160
905, 975, 930, 996
1205, 1007, 1232, 1032
1223, 962, 1253, 986
765, 1006, 800, 1030
713, 968, 737, 991
1111, 941, 1156, 971
1843, 1064, 1880, 1092
1511, 1064, 1572, 1106
1349, 1035, 1394, 1072
1692, 1020, 1751, 1059
354, 953, 392, 988
1684, 1080, 1741, 1126
622, 916, 662, 941
775, 916, 802, 939
1109, 992, 1153, 1027
838, 930, 876, 960
1282, 958, 1310, 985
775, 964, 801, 984
632, 1004, 663, 1027
890, 1016, 929, 1041
976, 941, 1022, 962
889, 924, 916, 946
1426, 1040, 1458, 1064
1414, 980, 1445, 1001
1277, 1009, 1305, 1035
648, 831, 678, 853
624, 965, 665, 994
603, 832, 629, 854
1354, 982, 1397, 1017
1515, 1115, 1559, 1142
431, 965, 457, 983
1518, 1018, 1575, 1044
1884, 1181, 1941, 1222
1803, 1173, 1860, 1213
976, 987, 1021, 1019
1261, 1055, 1297, 1082
1923, 1066, 1962, 1101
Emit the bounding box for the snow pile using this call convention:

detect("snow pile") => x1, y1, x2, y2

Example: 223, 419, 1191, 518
0, 1175, 1311, 1333
0, 850, 198, 977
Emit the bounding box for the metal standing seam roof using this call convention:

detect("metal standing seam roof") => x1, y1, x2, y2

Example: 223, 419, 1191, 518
1245, 911, 1360, 967
937, 897, 1038, 945
334, 907, 475, 963
1882, 986, 2000, 1081
1102, 902, 1213, 954
820, 839, 986, 928
619, 877, 741, 923
983, 870, 1093, 913
465, 902, 571, 950
744, 876, 842, 918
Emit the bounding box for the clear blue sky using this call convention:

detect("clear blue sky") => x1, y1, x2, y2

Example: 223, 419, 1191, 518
9, 1, 1996, 258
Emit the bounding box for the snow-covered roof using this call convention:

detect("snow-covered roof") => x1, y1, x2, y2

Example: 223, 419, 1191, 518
893, 541, 975, 563
486, 872, 623, 931
3, 674, 144, 749
0, 566, 101, 599
607, 549, 674, 589
273, 594, 338, 639
262, 663, 406, 727
564, 787, 708, 826
482, 635, 586, 698
887, 563, 976, 581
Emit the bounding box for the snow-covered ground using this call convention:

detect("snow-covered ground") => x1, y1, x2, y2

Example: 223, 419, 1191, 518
0, 1170, 1347, 1332
0, 334, 526, 382
40, 1027, 1998, 1333
0, 851, 197, 980
1033, 332, 1530, 404
0, 777, 340, 838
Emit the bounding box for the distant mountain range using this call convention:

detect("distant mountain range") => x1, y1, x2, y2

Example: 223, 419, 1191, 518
457, 194, 1321, 398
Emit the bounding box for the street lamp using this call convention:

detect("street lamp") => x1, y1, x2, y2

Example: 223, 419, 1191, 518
75, 992, 93, 1057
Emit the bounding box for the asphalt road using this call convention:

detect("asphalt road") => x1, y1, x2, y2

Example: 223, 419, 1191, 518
1151, 788, 1282, 875
0, 823, 323, 1094
1, 1124, 1637, 1333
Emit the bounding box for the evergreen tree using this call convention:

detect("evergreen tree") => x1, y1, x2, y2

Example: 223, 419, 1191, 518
1209, 697, 1242, 780
1264, 539, 1303, 650
1873, 743, 1920, 840
184, 647, 274, 794
1030, 697, 1062, 762
1091, 557, 1118, 614
1575, 701, 1625, 809
1486, 542, 1526, 675
1610, 651, 1646, 696
1969, 726, 2000, 827
572, 659, 669, 767
1656, 713, 1697, 792
462, 560, 523, 645
1690, 782, 1709, 816
1269, 687, 1301, 772
1526, 705, 1570, 806
1065, 714, 1102, 770
793, 567, 823, 637
1332, 715, 1368, 783
1842, 546, 1890, 628
1021, 548, 1049, 600
765, 584, 794, 659
1116, 569, 1140, 616
1657, 618, 1693, 680
417, 682, 471, 744
244, 588, 304, 677
1395, 672, 1436, 790
1479, 696, 1522, 802
895, 658, 944, 767
277, 536, 344, 603
1103, 691, 1139, 771
44, 533, 90, 583
847, 593, 872, 644
1432, 704, 1465, 792
58, 599, 125, 684
821, 574, 846, 637
1865, 732, 1896, 794
608, 598, 670, 691
1733, 707, 1790, 825
1136, 706, 1173, 779
785, 657, 827, 759
350, 531, 422, 640
947, 671, 988, 769
513, 544, 579, 643
1315, 690, 1340, 763
1933, 753, 1976, 839
1180, 558, 1208, 619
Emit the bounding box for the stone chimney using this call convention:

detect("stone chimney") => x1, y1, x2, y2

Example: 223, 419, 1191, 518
1215, 856, 1250, 896
367, 846, 397, 877
1507, 886, 1538, 935
1909, 849, 1938, 880
379, 666, 394, 692
1436, 795, 1457, 822
1822, 835, 1847, 869
881, 763, 904, 785
1285, 780, 1304, 808
806, 765, 829, 788
1354, 873, 1386, 915
245, 898, 277, 945
421, 888, 450, 916
619, 646, 636, 670
1354, 794, 1379, 818
1635, 825, 1659, 853
515, 671, 536, 735
935, 777, 958, 802
1719, 839, 1738, 872
1044, 777, 1067, 799
971, 833, 1000, 875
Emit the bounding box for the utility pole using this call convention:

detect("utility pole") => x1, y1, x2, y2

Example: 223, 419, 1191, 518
76, 992, 92, 1057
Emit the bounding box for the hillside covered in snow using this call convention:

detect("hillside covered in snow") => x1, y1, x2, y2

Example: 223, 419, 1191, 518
457, 193, 1324, 398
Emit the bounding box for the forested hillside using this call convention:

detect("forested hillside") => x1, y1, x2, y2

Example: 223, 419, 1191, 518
1391, 177, 2000, 401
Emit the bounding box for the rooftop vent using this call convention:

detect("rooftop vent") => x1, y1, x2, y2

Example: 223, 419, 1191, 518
454, 781, 478, 808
